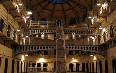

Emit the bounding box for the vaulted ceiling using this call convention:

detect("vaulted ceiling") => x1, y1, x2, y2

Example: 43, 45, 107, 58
22, 0, 95, 26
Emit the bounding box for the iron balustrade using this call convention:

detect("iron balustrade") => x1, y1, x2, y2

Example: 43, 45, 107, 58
14, 45, 101, 54
28, 67, 42, 73
28, 29, 95, 35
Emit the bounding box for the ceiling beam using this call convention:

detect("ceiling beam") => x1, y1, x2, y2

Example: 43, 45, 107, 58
66, 2, 79, 24
70, 0, 86, 12
41, 1, 51, 15
61, 4, 67, 25
31, 0, 47, 11
51, 3, 56, 23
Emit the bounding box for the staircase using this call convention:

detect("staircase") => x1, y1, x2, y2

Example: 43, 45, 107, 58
55, 26, 67, 73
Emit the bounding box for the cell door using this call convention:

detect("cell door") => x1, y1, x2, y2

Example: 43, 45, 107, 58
32, 63, 36, 72
69, 63, 74, 72
82, 63, 85, 72
21, 61, 23, 73
90, 63, 91, 73
43, 63, 48, 72
92, 62, 94, 73
76, 63, 80, 72
26, 63, 28, 73
37, 63, 41, 72
4, 58, 8, 73
17, 61, 19, 73
105, 60, 108, 73
32, 63, 36, 67
99, 61, 102, 73
112, 59, 116, 73
86, 63, 89, 72
12, 60, 14, 73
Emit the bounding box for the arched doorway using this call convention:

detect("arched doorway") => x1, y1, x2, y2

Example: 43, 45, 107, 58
76, 63, 80, 72
37, 63, 41, 72
69, 63, 74, 72
43, 63, 48, 72
112, 59, 116, 73
86, 63, 89, 72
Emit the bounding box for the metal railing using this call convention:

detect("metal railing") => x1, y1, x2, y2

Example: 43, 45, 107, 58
14, 45, 100, 54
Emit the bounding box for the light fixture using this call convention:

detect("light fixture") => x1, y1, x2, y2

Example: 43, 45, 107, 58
97, 3, 101, 6
18, 3, 23, 6
88, 16, 92, 19
17, 29, 20, 31
72, 58, 74, 60
38, 58, 46, 63
99, 26, 102, 29
90, 54, 93, 56
25, 36, 29, 38
27, 11, 32, 15
25, 54, 28, 56
26, 16, 30, 19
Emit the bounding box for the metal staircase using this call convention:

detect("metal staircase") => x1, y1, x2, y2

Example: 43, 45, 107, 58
55, 26, 67, 73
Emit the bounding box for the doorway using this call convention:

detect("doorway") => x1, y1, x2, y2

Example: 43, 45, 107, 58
17, 61, 19, 73
76, 63, 79, 72
69, 63, 74, 72
92, 62, 94, 73
4, 58, 8, 73
26, 63, 28, 73
112, 59, 116, 73
86, 63, 89, 72
96, 61, 98, 73
32, 63, 36, 67
90, 63, 91, 73
12, 60, 14, 73
99, 61, 102, 73
105, 60, 108, 73
37, 63, 41, 72
82, 63, 85, 72
43, 63, 48, 72
21, 61, 22, 73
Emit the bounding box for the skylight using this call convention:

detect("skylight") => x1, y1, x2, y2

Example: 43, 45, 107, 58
49, 0, 69, 4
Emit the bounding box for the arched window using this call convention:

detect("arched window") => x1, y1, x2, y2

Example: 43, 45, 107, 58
69, 18, 76, 25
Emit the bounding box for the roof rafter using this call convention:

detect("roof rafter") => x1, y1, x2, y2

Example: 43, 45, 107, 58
41, 1, 51, 14
51, 4, 56, 22
71, 0, 86, 12
61, 4, 67, 25
66, 2, 79, 24
31, 0, 47, 11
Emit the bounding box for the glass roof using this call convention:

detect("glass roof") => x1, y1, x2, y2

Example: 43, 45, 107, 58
49, 0, 69, 4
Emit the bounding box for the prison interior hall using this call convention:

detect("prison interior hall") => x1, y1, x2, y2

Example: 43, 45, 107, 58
0, 0, 116, 73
